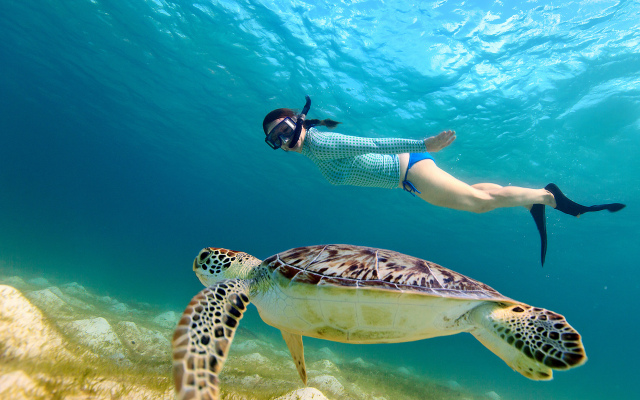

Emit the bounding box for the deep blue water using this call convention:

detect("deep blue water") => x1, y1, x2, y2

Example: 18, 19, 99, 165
1, 0, 639, 399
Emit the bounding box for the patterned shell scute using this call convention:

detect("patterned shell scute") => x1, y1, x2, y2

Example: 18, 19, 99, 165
263, 244, 514, 301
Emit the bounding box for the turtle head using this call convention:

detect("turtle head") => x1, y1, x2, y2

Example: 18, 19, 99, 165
193, 247, 262, 286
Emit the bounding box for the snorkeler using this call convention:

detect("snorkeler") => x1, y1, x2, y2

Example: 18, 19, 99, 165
263, 96, 626, 265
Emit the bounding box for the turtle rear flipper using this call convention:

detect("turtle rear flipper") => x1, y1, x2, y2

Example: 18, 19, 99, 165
469, 303, 587, 380
281, 330, 307, 384
172, 279, 250, 400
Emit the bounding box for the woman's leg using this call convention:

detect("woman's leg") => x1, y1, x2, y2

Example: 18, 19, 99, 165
406, 160, 555, 213
471, 183, 502, 190
471, 183, 533, 210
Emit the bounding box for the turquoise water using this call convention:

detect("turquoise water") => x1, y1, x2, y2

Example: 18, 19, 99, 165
1, 0, 639, 399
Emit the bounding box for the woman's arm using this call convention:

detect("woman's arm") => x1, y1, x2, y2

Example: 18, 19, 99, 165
308, 131, 427, 160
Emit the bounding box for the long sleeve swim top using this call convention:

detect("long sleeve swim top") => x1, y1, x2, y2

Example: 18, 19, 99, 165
300, 129, 428, 189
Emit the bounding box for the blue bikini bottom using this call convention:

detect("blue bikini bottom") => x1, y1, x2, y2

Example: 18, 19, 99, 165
402, 152, 434, 196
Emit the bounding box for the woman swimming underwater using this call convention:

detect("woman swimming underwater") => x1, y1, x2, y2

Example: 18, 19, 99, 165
263, 96, 626, 265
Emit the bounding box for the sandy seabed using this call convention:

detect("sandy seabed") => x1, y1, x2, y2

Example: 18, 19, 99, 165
0, 272, 493, 400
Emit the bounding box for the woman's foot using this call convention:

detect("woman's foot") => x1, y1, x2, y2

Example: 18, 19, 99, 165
545, 183, 626, 217
530, 184, 625, 266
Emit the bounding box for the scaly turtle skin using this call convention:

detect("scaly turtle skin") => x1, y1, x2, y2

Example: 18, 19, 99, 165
172, 244, 586, 400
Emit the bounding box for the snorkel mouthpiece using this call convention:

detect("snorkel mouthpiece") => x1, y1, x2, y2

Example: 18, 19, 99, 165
288, 95, 311, 149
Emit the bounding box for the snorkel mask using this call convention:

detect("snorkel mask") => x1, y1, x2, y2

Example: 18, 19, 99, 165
265, 95, 312, 150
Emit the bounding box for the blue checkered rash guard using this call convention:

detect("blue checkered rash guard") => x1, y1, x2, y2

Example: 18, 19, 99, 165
300, 129, 427, 189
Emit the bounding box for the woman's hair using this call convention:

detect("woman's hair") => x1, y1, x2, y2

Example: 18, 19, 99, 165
262, 108, 341, 134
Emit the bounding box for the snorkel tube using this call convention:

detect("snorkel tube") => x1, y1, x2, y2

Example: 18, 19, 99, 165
288, 95, 311, 149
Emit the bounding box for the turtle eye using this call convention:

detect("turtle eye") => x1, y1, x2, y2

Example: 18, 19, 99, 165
199, 251, 211, 261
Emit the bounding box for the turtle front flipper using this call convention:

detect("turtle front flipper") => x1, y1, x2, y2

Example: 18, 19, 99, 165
172, 279, 250, 400
281, 330, 307, 384
469, 303, 587, 380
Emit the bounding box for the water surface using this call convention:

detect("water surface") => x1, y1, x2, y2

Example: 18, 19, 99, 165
1, 1, 639, 399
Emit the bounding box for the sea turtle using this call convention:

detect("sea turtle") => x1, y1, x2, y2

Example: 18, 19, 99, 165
172, 244, 586, 399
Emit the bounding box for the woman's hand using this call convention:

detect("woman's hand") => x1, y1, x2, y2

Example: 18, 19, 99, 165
424, 130, 456, 152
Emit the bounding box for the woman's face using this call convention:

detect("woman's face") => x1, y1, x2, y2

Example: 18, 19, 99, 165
265, 117, 305, 151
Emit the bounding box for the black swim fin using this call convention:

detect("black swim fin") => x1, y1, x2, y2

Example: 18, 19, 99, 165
545, 183, 626, 217
530, 204, 547, 266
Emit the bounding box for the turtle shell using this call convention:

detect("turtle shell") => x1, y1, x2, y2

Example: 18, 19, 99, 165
263, 244, 515, 302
